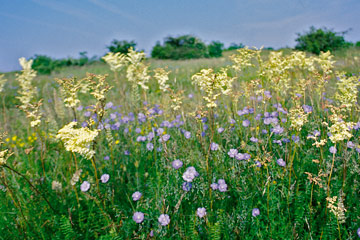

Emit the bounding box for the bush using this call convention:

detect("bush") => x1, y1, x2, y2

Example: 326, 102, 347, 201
295, 26, 352, 54
151, 35, 211, 60
208, 41, 224, 58
107, 40, 137, 54
227, 43, 245, 51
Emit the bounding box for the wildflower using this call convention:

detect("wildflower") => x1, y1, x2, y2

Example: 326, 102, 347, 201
210, 142, 219, 151
250, 137, 258, 143
357, 228, 360, 238
133, 212, 144, 224
228, 149, 238, 158
347, 141, 355, 149
132, 191, 142, 201
80, 181, 90, 192
184, 131, 191, 139
102, 52, 127, 72
289, 106, 309, 131
235, 153, 244, 160
218, 183, 228, 192
104, 156, 110, 160
70, 169, 82, 186
56, 122, 99, 160
210, 183, 219, 190
302, 105, 313, 113
276, 158, 286, 167
196, 208, 207, 218
252, 208, 260, 217
146, 142, 154, 151
329, 146, 337, 154
255, 161, 262, 167
242, 120, 250, 127
271, 125, 284, 135
100, 174, 110, 183
292, 135, 300, 143
154, 67, 171, 92
51, 181, 62, 192
172, 160, 183, 170
158, 214, 170, 226
182, 182, 192, 191
159, 134, 170, 143
217, 127, 224, 133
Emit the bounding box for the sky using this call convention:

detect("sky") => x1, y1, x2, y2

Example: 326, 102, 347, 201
1, 0, 359, 72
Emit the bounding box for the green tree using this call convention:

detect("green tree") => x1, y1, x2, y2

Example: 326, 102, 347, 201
107, 40, 137, 54
208, 41, 224, 58
295, 26, 351, 54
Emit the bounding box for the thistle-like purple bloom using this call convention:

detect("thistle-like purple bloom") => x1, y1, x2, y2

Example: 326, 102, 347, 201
196, 207, 207, 218
252, 208, 260, 217
132, 191, 142, 201
100, 174, 110, 183
133, 212, 144, 223
80, 181, 90, 192
329, 146, 337, 154
172, 160, 183, 170
276, 158, 286, 167
158, 214, 170, 226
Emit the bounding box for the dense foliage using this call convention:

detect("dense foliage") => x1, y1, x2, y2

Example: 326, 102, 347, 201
106, 40, 137, 54
1, 47, 360, 239
31, 52, 97, 74
151, 35, 223, 60
295, 26, 352, 55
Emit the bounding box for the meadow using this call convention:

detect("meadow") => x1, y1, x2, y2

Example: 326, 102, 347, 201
1, 47, 360, 239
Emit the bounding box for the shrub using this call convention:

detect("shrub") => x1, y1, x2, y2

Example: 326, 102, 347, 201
227, 43, 245, 51
107, 40, 137, 54
208, 41, 224, 58
151, 35, 209, 60
295, 26, 352, 54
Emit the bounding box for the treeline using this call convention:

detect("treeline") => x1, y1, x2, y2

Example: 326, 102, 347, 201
30, 26, 360, 74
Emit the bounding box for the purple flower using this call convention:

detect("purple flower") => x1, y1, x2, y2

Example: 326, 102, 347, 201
105, 102, 114, 109
292, 135, 300, 143
255, 161, 262, 167
242, 120, 250, 127
210, 142, 219, 151
84, 111, 91, 117
243, 153, 251, 160
235, 153, 244, 160
136, 136, 146, 142
357, 228, 360, 238
158, 214, 170, 226
276, 158, 286, 167
262, 129, 268, 134
329, 146, 337, 154
133, 212, 144, 223
264, 90, 272, 98
271, 125, 284, 134
217, 127, 224, 133
188, 93, 194, 98
250, 137, 258, 143
184, 131, 191, 139
218, 179, 226, 185
172, 160, 183, 170
182, 171, 195, 182
159, 134, 170, 143
124, 150, 130, 155
146, 142, 154, 151
80, 181, 90, 192
76, 105, 83, 111
218, 183, 228, 192
313, 130, 320, 137
228, 149, 238, 158
196, 207, 207, 218
135, 128, 141, 133
210, 183, 218, 190
132, 191, 142, 201
182, 182, 192, 191
302, 105, 313, 113
252, 208, 260, 217
100, 174, 110, 183
104, 156, 110, 160
347, 141, 355, 149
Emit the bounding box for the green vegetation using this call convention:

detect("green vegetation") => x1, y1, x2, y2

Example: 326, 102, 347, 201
295, 26, 353, 55
106, 40, 137, 54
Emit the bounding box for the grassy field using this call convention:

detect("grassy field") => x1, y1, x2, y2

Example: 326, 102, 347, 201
1, 47, 360, 239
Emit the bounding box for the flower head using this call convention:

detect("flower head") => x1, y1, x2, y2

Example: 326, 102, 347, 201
252, 208, 260, 217
80, 181, 90, 192
276, 158, 286, 167
172, 160, 183, 170
158, 214, 170, 226
100, 174, 110, 183
196, 207, 207, 218
132, 191, 142, 201
133, 212, 145, 224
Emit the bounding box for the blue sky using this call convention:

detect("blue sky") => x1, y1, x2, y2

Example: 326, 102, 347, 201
1, 0, 359, 72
